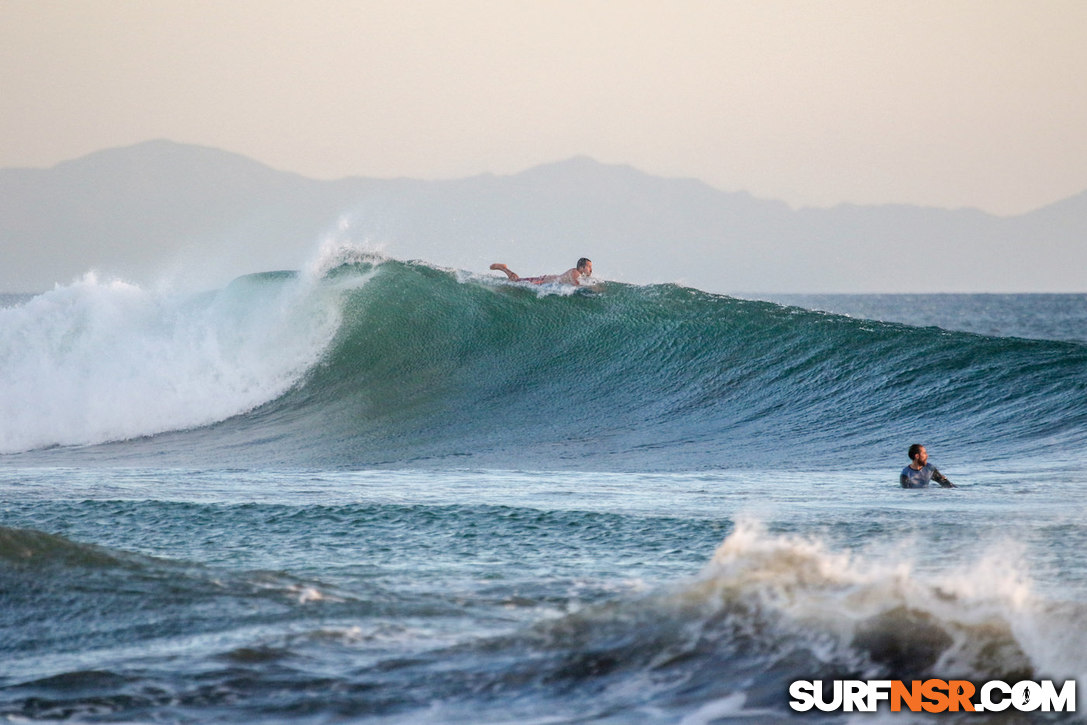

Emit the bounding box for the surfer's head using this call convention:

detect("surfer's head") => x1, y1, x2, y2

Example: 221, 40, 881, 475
576, 258, 592, 276
908, 444, 927, 465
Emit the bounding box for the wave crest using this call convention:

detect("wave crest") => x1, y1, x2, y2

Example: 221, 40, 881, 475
686, 520, 1082, 682
0, 267, 348, 453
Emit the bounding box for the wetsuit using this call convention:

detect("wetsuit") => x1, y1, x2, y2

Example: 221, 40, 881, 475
900, 463, 954, 488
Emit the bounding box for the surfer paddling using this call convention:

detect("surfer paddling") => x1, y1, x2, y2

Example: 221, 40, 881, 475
489, 258, 592, 286
900, 444, 956, 488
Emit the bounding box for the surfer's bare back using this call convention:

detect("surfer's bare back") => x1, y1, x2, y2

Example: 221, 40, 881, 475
489, 258, 592, 286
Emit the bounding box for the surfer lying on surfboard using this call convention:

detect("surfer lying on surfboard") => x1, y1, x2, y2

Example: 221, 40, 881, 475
489, 258, 592, 286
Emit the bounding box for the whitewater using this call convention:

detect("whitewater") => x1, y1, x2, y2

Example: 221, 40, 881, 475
2, 248, 1087, 723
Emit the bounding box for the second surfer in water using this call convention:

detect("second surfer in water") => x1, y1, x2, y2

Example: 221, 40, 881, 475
490, 258, 592, 286
900, 444, 956, 488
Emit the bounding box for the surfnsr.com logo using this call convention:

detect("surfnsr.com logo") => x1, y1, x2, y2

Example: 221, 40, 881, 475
789, 679, 1076, 713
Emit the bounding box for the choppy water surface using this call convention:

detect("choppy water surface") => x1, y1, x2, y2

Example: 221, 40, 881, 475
3, 256, 1086, 722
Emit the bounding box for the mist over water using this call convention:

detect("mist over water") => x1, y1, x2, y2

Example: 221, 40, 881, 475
0, 270, 344, 453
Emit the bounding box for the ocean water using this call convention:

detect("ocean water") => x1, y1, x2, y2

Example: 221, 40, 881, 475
760, 293, 1087, 346
2, 251, 1086, 723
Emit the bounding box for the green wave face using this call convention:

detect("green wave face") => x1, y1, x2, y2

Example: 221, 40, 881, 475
8, 259, 1087, 470
207, 260, 1087, 470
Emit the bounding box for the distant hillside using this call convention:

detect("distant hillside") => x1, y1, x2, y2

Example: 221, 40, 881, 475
1, 140, 1084, 292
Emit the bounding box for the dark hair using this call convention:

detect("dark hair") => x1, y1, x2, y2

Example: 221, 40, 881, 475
908, 443, 924, 460
577, 258, 591, 271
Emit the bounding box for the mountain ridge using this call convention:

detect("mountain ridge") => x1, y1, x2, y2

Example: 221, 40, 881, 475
1, 141, 1084, 293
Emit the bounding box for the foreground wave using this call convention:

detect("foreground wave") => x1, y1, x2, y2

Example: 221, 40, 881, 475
2, 513, 1081, 723
3, 254, 1086, 469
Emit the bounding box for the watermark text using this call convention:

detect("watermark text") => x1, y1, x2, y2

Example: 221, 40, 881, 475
789, 679, 1076, 713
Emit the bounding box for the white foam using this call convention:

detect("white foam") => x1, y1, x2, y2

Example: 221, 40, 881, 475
690, 519, 1087, 682
301, 219, 388, 282
0, 267, 353, 454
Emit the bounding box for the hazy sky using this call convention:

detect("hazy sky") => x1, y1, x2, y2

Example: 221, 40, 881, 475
3, 0, 1086, 215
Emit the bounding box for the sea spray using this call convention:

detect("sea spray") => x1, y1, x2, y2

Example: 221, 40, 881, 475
689, 520, 1084, 683
0, 268, 345, 453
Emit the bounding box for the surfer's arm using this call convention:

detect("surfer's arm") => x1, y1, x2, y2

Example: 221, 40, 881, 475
931, 468, 955, 488
489, 263, 520, 281
899, 472, 911, 488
